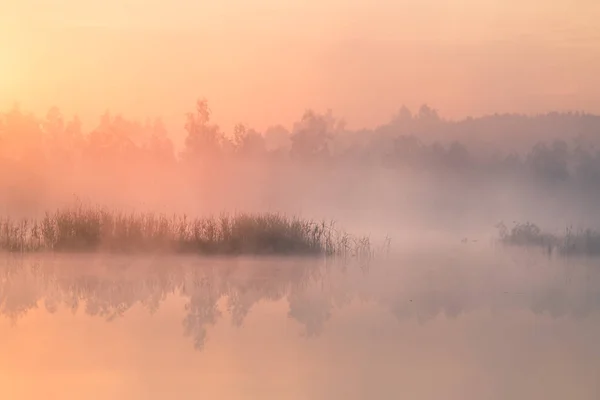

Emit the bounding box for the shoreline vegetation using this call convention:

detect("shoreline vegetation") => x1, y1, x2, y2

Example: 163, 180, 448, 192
497, 221, 600, 257
0, 204, 374, 258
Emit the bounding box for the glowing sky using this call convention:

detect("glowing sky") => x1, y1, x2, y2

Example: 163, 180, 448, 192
1, 0, 599, 133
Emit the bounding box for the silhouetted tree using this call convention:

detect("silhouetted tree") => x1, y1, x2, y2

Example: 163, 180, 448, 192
232, 123, 267, 158
1, 105, 45, 165
573, 146, 600, 187
417, 104, 440, 122
445, 141, 471, 169
86, 112, 140, 162
264, 124, 291, 152
145, 118, 176, 165
526, 140, 570, 182
290, 110, 337, 160
181, 99, 226, 163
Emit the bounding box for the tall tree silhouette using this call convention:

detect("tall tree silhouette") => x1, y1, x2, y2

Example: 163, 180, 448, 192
290, 110, 337, 160
181, 99, 226, 163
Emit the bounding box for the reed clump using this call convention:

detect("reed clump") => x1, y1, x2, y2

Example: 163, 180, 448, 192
496, 221, 600, 257
0, 204, 372, 257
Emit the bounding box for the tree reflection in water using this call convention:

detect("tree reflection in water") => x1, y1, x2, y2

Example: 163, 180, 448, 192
0, 251, 599, 350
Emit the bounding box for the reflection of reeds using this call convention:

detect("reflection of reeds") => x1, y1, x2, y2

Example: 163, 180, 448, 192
496, 221, 600, 257
0, 204, 372, 257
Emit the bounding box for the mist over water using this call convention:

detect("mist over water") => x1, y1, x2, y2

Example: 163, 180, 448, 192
3, 85, 600, 400
3, 104, 600, 247
3, 0, 600, 396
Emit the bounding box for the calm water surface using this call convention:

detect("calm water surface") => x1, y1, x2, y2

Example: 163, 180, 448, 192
1, 247, 599, 400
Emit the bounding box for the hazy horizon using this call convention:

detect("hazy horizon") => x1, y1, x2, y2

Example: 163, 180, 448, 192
3, 1, 600, 395
2, 0, 600, 135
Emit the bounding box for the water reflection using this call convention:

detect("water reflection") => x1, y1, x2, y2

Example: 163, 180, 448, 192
1, 249, 599, 351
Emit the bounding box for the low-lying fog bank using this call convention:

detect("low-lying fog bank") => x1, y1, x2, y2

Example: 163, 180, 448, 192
3, 104, 600, 249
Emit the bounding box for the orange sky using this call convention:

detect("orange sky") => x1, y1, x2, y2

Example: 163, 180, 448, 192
1, 0, 599, 135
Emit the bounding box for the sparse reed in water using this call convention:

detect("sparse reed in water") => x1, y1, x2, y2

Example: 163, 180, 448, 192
496, 221, 600, 257
0, 204, 373, 258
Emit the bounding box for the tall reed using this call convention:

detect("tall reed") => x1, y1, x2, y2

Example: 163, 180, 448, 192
0, 204, 372, 257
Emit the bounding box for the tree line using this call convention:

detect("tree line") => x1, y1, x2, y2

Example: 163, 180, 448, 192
2, 99, 600, 186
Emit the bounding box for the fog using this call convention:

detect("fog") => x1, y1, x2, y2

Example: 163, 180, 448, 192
3, 1, 600, 398
2, 102, 600, 247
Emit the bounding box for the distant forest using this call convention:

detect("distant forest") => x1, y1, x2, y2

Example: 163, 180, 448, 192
2, 99, 600, 213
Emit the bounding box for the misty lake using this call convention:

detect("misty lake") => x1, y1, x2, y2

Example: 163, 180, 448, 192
1, 247, 599, 400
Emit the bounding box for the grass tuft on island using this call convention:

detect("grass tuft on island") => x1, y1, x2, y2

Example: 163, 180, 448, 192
0, 204, 373, 257
496, 221, 600, 257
